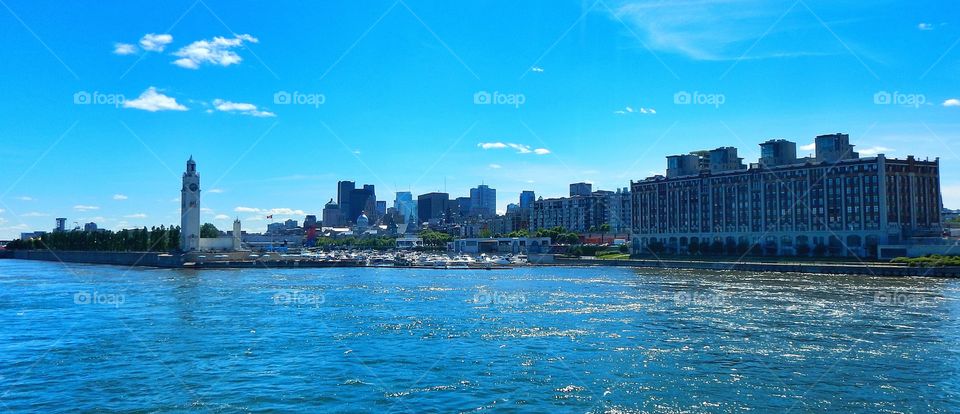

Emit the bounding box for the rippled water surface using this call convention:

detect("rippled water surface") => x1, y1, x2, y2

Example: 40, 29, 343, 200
1, 259, 959, 412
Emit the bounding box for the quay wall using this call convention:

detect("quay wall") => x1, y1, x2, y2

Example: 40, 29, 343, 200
9, 250, 183, 268
554, 258, 960, 278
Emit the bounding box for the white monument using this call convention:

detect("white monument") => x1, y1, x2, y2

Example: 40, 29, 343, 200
180, 156, 201, 251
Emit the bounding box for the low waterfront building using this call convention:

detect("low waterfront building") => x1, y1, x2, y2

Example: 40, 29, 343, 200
630, 134, 942, 258
395, 236, 424, 249
448, 237, 551, 254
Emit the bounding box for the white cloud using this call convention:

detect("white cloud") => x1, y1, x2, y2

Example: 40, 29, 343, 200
113, 194, 128, 200
139, 33, 173, 52
0, 209, 5, 214
531, 66, 544, 73
124, 213, 148, 219
15, 196, 33, 201
214, 214, 230, 220
172, 34, 258, 69
478, 142, 508, 150
21, 212, 48, 217
113, 43, 137, 55
799, 142, 816, 151
918, 22, 934, 31
943, 99, 960, 107
489, 163, 502, 169
614, 106, 656, 115
858, 146, 893, 156
74, 205, 100, 212
207, 188, 224, 194
268, 208, 305, 216
123, 87, 188, 112
233, 206, 305, 216
212, 99, 275, 117
479, 142, 550, 155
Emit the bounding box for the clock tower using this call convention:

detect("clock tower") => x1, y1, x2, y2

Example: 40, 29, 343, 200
180, 156, 201, 251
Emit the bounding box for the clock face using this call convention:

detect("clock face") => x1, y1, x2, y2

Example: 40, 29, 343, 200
189, 183, 198, 192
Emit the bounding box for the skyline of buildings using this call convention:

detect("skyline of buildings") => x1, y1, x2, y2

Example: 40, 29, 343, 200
12, 132, 949, 259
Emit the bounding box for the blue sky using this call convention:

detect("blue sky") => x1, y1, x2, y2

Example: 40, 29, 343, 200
1, 0, 959, 238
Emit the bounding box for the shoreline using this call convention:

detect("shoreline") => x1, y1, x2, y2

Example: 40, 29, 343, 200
2, 249, 959, 277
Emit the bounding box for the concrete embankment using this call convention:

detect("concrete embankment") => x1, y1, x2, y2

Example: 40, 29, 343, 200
553, 257, 960, 278
10, 250, 184, 267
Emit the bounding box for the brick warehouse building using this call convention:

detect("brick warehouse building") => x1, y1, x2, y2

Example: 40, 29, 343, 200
630, 134, 942, 258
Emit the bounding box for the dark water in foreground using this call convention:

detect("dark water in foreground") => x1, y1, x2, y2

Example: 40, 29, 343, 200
0, 259, 958, 413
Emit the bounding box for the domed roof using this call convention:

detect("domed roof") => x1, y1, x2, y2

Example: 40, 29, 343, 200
357, 214, 369, 225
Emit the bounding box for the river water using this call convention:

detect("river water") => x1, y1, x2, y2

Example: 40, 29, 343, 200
0, 259, 958, 412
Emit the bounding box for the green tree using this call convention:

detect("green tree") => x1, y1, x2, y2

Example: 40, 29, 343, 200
599, 223, 611, 244
200, 223, 220, 238
507, 229, 530, 238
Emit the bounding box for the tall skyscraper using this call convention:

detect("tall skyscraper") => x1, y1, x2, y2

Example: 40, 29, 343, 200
519, 190, 535, 210
337, 181, 355, 221
394, 191, 417, 224
469, 184, 496, 217
337, 181, 376, 224
180, 156, 201, 251
418, 192, 450, 224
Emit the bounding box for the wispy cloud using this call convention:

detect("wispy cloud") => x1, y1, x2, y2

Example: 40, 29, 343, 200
21, 212, 48, 217
531, 66, 544, 73
123, 87, 188, 112
15, 196, 33, 201
610, 0, 846, 61
173, 34, 258, 69
614, 106, 656, 115
207, 188, 225, 194
113, 194, 128, 200
943, 98, 960, 107
212, 99, 275, 117
124, 213, 147, 219
74, 205, 100, 212
858, 146, 893, 156
478, 142, 550, 155
799, 142, 816, 151
214, 214, 230, 220
489, 163, 502, 169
